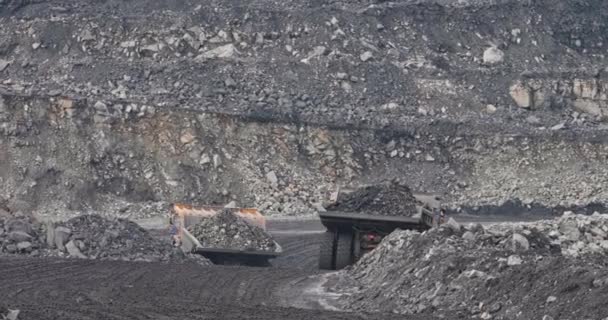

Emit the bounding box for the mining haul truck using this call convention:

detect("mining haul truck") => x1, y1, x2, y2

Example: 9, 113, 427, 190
173, 204, 282, 266
318, 194, 438, 270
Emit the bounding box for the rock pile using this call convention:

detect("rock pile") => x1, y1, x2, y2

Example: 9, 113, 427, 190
50, 215, 187, 262
188, 209, 277, 252
1, 214, 210, 265
325, 181, 419, 216
0, 217, 44, 256
334, 213, 608, 319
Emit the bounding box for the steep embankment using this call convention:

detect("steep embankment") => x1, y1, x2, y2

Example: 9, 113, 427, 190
1, 0, 608, 218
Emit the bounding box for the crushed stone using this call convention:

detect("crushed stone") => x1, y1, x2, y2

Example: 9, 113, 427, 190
188, 209, 277, 252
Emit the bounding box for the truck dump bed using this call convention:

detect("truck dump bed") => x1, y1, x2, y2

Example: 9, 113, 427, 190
174, 204, 282, 265
319, 205, 434, 233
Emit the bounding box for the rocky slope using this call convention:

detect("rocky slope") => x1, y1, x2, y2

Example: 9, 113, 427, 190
332, 213, 608, 319
1, 0, 608, 218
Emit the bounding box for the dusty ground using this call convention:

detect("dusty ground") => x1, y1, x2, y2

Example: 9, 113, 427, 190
0, 218, 434, 320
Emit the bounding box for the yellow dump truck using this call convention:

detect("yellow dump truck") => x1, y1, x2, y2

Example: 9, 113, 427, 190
172, 204, 282, 265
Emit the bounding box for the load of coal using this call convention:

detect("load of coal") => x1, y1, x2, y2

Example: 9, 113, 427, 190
51, 214, 194, 263
332, 212, 608, 319
187, 209, 277, 252
325, 180, 419, 216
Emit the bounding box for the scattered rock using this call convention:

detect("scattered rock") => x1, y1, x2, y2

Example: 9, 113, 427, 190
54, 226, 72, 251
360, 51, 373, 62
483, 46, 505, 64
198, 44, 237, 59
445, 218, 462, 234
0, 59, 10, 72
462, 231, 476, 241
509, 81, 531, 108
266, 171, 279, 188
16, 241, 32, 252
65, 240, 87, 258
507, 254, 522, 266
486, 104, 497, 114
511, 233, 530, 251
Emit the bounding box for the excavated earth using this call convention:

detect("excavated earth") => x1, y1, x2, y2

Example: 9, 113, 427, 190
330, 213, 608, 319
2, 0, 608, 220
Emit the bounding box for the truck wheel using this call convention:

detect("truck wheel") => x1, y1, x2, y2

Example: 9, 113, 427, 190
319, 231, 335, 270
335, 231, 353, 270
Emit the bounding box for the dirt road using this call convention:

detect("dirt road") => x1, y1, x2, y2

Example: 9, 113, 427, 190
0, 256, 436, 320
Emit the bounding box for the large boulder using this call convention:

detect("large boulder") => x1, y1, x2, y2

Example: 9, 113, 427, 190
66, 240, 87, 259
54, 226, 72, 251
8, 231, 32, 243
511, 233, 530, 251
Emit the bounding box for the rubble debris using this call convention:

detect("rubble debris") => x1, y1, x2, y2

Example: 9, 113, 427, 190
55, 215, 190, 262
325, 181, 419, 216
188, 209, 277, 252
333, 213, 608, 319
1, 214, 210, 265
0, 217, 43, 256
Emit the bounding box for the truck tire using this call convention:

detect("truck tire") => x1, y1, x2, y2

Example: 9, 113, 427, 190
334, 231, 353, 270
319, 231, 335, 270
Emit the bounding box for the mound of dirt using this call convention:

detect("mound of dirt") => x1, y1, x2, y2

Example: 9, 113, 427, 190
332, 212, 608, 319
325, 181, 419, 216
188, 209, 277, 252
53, 214, 191, 263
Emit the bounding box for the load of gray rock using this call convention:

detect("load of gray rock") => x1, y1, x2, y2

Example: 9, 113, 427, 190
49, 214, 188, 262
188, 209, 277, 252
333, 212, 608, 319
325, 180, 419, 216
0, 216, 44, 256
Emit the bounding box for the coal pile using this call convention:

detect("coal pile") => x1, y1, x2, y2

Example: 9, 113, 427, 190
50, 214, 193, 263
333, 212, 608, 319
0, 216, 44, 256
325, 181, 419, 216
188, 209, 277, 252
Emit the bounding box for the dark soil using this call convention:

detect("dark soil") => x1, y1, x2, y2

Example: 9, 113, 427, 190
325, 181, 419, 216
0, 257, 434, 320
